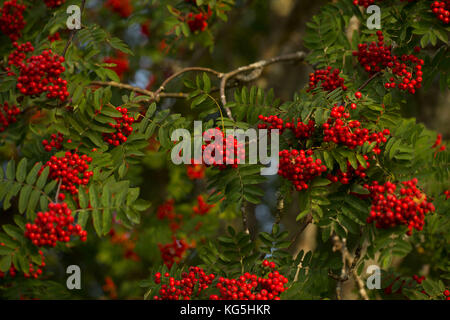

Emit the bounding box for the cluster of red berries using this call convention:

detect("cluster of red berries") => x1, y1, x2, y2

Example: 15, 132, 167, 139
108, 228, 140, 261
0, 102, 21, 132
327, 156, 370, 184
193, 195, 214, 216
323, 106, 390, 154
210, 260, 288, 300
39, 152, 93, 195
257, 115, 315, 139
431, 1, 450, 24
43, 0, 65, 8
105, 0, 133, 18
444, 289, 450, 300
365, 179, 435, 235
307, 67, 347, 93
0, 0, 26, 41
432, 133, 446, 152
48, 32, 61, 42
156, 199, 183, 232
140, 21, 150, 37
42, 132, 64, 152
384, 274, 426, 295
0, 247, 45, 279
103, 107, 135, 146
103, 52, 130, 79
7, 41, 33, 68
200, 128, 245, 170
153, 266, 215, 300
445, 190, 450, 200
186, 163, 205, 180
9, 44, 69, 101
25, 202, 87, 247
352, 0, 377, 8
353, 31, 423, 94
151, 261, 287, 300
278, 149, 327, 191
186, 11, 211, 32
158, 237, 190, 269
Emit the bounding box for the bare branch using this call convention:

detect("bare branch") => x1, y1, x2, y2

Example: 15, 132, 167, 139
219, 51, 307, 119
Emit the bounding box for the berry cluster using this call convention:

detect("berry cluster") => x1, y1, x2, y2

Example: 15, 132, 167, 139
103, 276, 118, 299
431, 1, 450, 24
384, 274, 426, 295
201, 128, 245, 170
352, 0, 377, 8
103, 106, 134, 146
105, 0, 133, 18
0, 247, 45, 279
25, 202, 87, 247
327, 157, 370, 184
257, 114, 315, 139
186, 163, 205, 180
432, 133, 446, 152
210, 261, 288, 300
39, 152, 93, 195
156, 199, 183, 233
0, 102, 21, 132
152, 266, 215, 300
42, 132, 64, 152
43, 0, 65, 8
193, 195, 214, 216
103, 52, 129, 79
307, 67, 347, 93
7, 41, 33, 68
108, 228, 140, 261
365, 179, 435, 235
323, 106, 390, 154
353, 31, 423, 94
140, 21, 150, 37
158, 237, 190, 269
444, 289, 450, 300
278, 149, 327, 191
187, 11, 211, 32
48, 32, 61, 42
10, 45, 69, 101
0, 0, 26, 41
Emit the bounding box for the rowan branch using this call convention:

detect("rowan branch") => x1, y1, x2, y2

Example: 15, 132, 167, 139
90, 81, 188, 99
357, 71, 382, 92
90, 51, 307, 121
330, 234, 369, 300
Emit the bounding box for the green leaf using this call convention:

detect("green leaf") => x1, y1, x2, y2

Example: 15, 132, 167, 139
16, 159, 27, 183
18, 185, 33, 214
6, 160, 15, 180
0, 255, 12, 272
36, 166, 50, 189
26, 162, 42, 185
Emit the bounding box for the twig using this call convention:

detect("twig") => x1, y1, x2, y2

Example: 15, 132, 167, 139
90, 81, 188, 99
288, 213, 313, 251
91, 51, 306, 121
62, 0, 86, 58
219, 51, 306, 119
357, 71, 382, 92
54, 179, 63, 203
153, 67, 224, 99
330, 234, 369, 300
241, 202, 249, 234
275, 191, 284, 225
